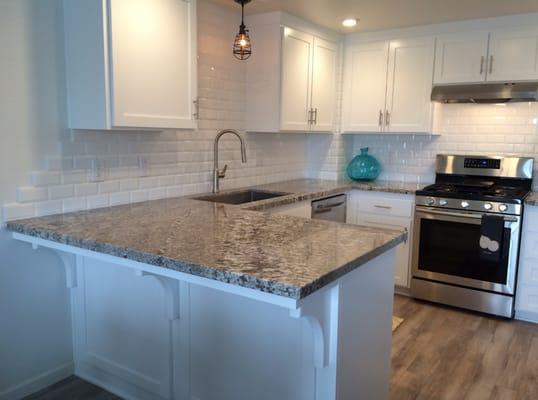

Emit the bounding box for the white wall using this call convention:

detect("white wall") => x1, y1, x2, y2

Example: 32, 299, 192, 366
0, 2, 73, 399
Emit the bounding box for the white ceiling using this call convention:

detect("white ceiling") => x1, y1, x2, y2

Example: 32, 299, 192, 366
208, 0, 538, 33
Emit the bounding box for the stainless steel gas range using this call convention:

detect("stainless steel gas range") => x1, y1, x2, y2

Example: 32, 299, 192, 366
411, 154, 534, 318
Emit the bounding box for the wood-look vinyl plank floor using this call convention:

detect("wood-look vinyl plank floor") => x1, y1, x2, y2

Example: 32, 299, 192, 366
23, 295, 538, 399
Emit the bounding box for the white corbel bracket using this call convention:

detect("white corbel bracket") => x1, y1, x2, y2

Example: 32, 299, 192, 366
289, 283, 340, 369
135, 270, 180, 321
30, 243, 77, 289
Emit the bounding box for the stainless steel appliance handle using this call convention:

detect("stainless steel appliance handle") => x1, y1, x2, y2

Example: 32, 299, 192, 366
415, 206, 518, 222
489, 55, 493, 74
480, 56, 484, 75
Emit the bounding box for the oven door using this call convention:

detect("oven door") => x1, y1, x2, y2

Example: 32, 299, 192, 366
412, 206, 521, 294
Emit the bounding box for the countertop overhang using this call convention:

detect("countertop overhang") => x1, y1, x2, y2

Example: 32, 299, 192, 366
6, 179, 411, 299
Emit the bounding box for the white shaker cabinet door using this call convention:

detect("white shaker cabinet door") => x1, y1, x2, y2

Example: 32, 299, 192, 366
342, 41, 389, 133
280, 28, 313, 131
109, 0, 197, 129
434, 32, 489, 84
310, 37, 338, 132
487, 28, 538, 82
385, 37, 435, 133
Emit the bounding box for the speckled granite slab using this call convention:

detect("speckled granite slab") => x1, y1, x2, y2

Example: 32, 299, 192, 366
525, 192, 538, 206
7, 197, 406, 300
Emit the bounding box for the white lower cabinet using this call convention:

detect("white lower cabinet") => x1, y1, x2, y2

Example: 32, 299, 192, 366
516, 206, 538, 323
347, 190, 414, 288
267, 200, 311, 218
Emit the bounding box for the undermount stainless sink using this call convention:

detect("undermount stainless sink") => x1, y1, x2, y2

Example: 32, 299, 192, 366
193, 189, 290, 205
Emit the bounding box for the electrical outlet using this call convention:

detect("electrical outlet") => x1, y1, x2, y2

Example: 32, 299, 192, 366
88, 158, 106, 182
138, 156, 149, 177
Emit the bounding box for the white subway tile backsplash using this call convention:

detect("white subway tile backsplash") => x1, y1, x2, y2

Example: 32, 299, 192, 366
2, 203, 34, 222
109, 192, 130, 206
17, 187, 48, 203
63, 198, 86, 213
31, 171, 61, 186
75, 183, 99, 197
98, 181, 120, 194
87, 194, 110, 209
35, 200, 63, 217
49, 185, 75, 200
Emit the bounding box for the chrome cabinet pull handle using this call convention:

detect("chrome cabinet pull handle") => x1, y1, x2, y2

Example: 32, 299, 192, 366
385, 110, 390, 126
480, 56, 484, 75
313, 108, 318, 125
308, 108, 313, 124
374, 205, 392, 210
378, 110, 383, 127
489, 55, 493, 74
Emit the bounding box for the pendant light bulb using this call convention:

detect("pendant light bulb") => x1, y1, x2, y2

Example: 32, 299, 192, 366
233, 0, 252, 60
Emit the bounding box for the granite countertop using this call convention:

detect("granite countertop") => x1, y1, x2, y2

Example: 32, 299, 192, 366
526, 192, 538, 206
7, 197, 406, 299
222, 178, 424, 211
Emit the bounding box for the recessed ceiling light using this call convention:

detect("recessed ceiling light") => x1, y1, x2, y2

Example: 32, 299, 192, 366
342, 18, 358, 28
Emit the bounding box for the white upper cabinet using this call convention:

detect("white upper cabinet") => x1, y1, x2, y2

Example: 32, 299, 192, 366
245, 14, 340, 133
342, 37, 435, 134
434, 32, 489, 84
342, 41, 389, 133
386, 37, 435, 133
310, 37, 338, 132
64, 0, 197, 130
280, 29, 314, 131
434, 27, 538, 84
487, 28, 538, 82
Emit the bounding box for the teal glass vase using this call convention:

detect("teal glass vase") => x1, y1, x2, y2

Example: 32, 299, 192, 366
346, 147, 381, 181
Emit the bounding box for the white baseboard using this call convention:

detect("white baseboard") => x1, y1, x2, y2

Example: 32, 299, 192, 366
75, 364, 164, 400
515, 310, 538, 324
0, 362, 73, 400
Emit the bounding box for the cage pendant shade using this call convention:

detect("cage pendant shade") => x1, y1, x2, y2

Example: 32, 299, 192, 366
233, 0, 252, 60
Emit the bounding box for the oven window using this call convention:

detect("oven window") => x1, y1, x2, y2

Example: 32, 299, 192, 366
418, 219, 510, 284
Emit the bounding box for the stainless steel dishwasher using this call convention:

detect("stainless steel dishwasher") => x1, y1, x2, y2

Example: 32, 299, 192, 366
311, 194, 347, 222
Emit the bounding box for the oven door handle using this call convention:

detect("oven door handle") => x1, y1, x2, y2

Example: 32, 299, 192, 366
415, 206, 519, 223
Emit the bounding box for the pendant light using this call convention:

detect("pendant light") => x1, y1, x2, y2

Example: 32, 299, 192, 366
233, 0, 252, 60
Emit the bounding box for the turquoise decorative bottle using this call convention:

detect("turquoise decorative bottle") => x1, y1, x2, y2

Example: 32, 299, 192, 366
346, 147, 381, 181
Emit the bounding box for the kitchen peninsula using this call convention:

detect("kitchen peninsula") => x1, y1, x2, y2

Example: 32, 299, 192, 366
7, 194, 405, 400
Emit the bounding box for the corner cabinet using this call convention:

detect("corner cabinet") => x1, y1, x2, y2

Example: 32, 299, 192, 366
63, 0, 198, 130
434, 28, 538, 84
342, 37, 435, 134
245, 14, 340, 133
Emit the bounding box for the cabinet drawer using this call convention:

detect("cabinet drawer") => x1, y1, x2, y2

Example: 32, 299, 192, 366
356, 192, 414, 218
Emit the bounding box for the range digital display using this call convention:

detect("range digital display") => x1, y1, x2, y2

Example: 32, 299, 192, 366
464, 158, 501, 169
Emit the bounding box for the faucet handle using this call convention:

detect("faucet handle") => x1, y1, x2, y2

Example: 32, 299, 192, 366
218, 164, 228, 178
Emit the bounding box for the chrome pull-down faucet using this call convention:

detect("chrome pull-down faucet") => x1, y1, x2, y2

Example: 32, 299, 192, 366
213, 129, 247, 193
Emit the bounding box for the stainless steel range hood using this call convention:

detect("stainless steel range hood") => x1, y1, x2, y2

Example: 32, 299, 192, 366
431, 82, 538, 104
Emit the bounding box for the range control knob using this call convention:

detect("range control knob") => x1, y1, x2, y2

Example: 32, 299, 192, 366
439, 199, 448, 206
499, 204, 508, 212
461, 201, 470, 208
484, 203, 493, 210
427, 197, 435, 205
